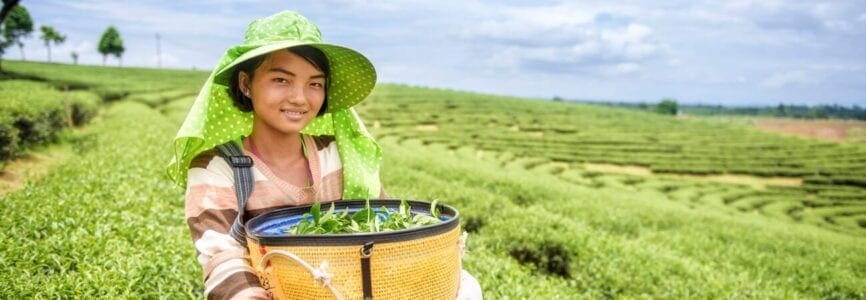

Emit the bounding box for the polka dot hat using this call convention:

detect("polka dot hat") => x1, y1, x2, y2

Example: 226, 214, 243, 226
167, 11, 382, 199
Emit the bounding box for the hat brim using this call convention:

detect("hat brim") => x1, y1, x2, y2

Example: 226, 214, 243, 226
213, 41, 377, 112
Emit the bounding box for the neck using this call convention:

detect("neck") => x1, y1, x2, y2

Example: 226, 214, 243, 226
248, 123, 304, 165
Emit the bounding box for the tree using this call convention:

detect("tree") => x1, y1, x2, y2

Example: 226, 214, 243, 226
810, 106, 828, 119
0, 0, 21, 23
3, 4, 31, 60
97, 26, 124, 66
0, 0, 19, 72
39, 25, 65, 62
655, 98, 678, 115
70, 51, 78, 65
0, 32, 10, 71
775, 103, 788, 117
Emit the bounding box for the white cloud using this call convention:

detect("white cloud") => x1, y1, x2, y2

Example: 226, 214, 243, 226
760, 70, 813, 88
601, 62, 642, 76
605, 24, 661, 60
16, 0, 866, 105
721, 0, 784, 11
463, 5, 666, 75
57, 0, 247, 38
323, 0, 430, 13
467, 5, 594, 47
686, 8, 748, 26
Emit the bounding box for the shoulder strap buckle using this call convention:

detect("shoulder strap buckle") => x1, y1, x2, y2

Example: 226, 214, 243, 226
227, 155, 253, 168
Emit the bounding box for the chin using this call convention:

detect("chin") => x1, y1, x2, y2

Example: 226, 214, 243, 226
281, 122, 313, 134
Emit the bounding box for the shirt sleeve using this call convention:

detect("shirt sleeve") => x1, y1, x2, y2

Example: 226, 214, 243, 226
185, 156, 268, 300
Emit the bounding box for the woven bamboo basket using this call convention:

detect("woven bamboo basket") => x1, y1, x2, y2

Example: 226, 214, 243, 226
245, 199, 462, 300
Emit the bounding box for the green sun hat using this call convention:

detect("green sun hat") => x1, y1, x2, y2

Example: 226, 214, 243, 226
167, 11, 382, 199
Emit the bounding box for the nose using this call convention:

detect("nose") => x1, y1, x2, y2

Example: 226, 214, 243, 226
286, 83, 306, 106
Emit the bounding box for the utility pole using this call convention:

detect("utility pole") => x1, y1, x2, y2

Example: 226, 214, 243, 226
155, 33, 161, 68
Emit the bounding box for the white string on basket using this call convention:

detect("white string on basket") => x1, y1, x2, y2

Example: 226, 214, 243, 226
261, 250, 345, 300
312, 261, 333, 286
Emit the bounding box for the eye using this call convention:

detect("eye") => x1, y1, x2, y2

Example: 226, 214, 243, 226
310, 82, 325, 89
272, 78, 288, 84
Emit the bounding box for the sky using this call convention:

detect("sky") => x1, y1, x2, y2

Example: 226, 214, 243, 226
10, 0, 866, 106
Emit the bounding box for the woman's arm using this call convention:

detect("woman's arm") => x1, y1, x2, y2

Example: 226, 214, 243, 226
185, 154, 269, 300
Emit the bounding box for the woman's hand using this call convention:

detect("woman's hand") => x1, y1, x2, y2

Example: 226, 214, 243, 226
456, 269, 483, 300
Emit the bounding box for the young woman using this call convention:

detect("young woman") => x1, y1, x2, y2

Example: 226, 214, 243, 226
167, 11, 481, 299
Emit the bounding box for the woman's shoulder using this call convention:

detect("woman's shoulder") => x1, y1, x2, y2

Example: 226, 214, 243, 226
188, 147, 233, 176
190, 140, 247, 171
186, 147, 234, 186
190, 148, 223, 169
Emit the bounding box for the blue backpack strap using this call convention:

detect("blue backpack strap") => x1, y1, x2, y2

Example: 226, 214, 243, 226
216, 141, 254, 246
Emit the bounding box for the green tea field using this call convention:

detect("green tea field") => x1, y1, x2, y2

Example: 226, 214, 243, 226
1, 61, 864, 298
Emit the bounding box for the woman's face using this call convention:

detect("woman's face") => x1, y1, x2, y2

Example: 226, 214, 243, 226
240, 50, 326, 136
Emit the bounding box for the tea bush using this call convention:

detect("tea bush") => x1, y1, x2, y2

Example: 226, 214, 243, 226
0, 80, 102, 163
1, 62, 864, 298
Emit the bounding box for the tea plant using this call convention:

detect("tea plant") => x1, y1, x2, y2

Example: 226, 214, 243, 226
1, 61, 864, 299
287, 199, 441, 234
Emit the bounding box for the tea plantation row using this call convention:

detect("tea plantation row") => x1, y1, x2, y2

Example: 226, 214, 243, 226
357, 84, 866, 235
0, 61, 863, 298
0, 80, 98, 164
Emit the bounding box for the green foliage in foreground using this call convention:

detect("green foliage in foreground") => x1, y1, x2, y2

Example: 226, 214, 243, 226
381, 139, 866, 299
0, 101, 199, 298
287, 200, 441, 234
2, 92, 862, 299
0, 80, 98, 163
0, 61, 864, 298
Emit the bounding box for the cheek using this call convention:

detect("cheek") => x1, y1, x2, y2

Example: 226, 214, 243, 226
250, 83, 282, 105
309, 90, 326, 111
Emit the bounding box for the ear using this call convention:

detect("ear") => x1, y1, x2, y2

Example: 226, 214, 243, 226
238, 71, 251, 95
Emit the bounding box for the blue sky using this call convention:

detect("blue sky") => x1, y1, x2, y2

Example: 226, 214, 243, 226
12, 0, 866, 106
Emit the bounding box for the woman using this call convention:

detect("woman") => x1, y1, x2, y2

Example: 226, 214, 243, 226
167, 11, 481, 299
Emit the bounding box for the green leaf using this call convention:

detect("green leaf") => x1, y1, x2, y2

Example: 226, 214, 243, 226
311, 202, 321, 225
320, 219, 339, 232
430, 200, 440, 219
286, 199, 442, 235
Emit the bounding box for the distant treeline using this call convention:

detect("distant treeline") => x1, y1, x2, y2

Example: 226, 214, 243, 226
680, 104, 865, 120
559, 97, 866, 121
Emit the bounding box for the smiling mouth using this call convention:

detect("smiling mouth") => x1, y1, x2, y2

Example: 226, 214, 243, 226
280, 109, 308, 117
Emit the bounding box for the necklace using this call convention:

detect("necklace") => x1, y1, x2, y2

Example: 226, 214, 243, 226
247, 135, 313, 189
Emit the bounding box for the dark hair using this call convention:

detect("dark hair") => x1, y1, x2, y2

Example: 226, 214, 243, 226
228, 45, 331, 116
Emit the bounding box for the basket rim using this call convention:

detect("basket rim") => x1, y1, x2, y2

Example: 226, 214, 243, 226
245, 199, 460, 246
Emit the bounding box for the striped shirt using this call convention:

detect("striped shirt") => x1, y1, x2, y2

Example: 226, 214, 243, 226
185, 134, 381, 299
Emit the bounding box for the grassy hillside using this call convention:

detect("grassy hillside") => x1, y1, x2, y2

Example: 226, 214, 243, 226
2, 60, 206, 101
359, 85, 866, 236
0, 61, 864, 298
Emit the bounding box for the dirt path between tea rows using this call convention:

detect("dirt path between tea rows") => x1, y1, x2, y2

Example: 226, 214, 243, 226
754, 118, 866, 143
0, 144, 73, 197
584, 162, 802, 189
